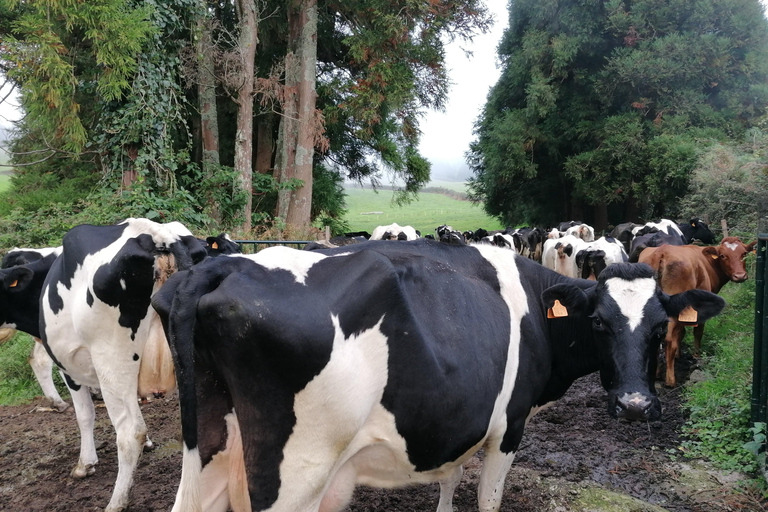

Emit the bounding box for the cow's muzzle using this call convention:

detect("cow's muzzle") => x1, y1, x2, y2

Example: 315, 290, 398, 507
731, 273, 748, 283
611, 392, 661, 421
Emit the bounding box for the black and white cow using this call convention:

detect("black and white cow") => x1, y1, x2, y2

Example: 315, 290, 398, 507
39, 218, 207, 512
678, 218, 715, 244
152, 240, 725, 512
370, 223, 419, 241
0, 247, 68, 411
201, 233, 241, 257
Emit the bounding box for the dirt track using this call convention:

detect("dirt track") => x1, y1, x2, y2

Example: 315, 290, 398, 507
0, 359, 764, 511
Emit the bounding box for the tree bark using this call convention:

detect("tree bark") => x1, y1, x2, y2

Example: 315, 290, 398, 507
234, 0, 258, 233
197, 9, 222, 222
276, 0, 317, 234
255, 114, 274, 174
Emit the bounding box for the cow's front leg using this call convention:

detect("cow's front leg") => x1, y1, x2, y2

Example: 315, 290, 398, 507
67, 376, 98, 478
692, 323, 706, 357
477, 445, 515, 512
437, 464, 463, 512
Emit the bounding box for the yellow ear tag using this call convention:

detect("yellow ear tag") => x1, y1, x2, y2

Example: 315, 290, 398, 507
211, 242, 218, 249
678, 306, 698, 323
710, 253, 718, 259
547, 300, 569, 319
8, 280, 17, 288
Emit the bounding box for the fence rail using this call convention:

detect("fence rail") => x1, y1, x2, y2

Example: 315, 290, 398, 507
233, 240, 313, 253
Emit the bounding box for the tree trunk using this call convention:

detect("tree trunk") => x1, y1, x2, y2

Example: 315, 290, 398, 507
276, 0, 318, 234
592, 203, 608, 233
197, 10, 222, 222
255, 114, 274, 174
234, 0, 258, 233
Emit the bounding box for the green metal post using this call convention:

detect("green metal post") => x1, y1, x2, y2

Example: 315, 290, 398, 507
752, 198, 768, 425
753, 236, 767, 424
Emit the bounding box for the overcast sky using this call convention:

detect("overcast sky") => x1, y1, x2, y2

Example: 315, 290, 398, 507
418, 0, 509, 180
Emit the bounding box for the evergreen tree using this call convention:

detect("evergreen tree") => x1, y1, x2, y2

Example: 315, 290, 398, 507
469, 0, 768, 229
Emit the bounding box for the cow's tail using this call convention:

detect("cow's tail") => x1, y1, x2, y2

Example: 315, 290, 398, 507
152, 258, 238, 512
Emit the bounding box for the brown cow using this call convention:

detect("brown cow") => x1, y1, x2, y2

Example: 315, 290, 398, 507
638, 237, 756, 386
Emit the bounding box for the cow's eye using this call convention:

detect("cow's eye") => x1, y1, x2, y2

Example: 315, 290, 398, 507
591, 315, 604, 329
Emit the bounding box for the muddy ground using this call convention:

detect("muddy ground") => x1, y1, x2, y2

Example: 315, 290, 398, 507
0, 356, 764, 512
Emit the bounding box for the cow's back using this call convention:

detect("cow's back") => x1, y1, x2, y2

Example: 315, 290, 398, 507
637, 245, 709, 294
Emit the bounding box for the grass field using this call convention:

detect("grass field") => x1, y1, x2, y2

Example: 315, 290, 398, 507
343, 185, 504, 236
0, 173, 12, 193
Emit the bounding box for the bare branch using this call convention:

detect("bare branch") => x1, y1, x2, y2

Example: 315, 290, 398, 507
0, 150, 56, 167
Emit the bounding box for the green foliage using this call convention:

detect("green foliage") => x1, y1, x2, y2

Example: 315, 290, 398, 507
680, 278, 760, 473
312, 164, 349, 236
0, 332, 67, 406
678, 133, 768, 239
470, 0, 768, 226
744, 422, 767, 473
1, 0, 155, 153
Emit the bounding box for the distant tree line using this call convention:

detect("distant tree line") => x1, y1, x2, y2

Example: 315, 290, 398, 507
0, 0, 490, 241
468, 0, 768, 232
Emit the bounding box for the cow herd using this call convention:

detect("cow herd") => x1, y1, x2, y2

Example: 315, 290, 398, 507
0, 215, 752, 512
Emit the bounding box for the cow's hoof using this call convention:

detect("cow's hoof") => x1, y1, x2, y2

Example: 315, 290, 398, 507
70, 463, 96, 479
143, 440, 155, 453
54, 401, 71, 412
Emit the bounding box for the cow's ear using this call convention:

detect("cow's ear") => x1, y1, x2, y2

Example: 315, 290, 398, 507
746, 241, 757, 253
661, 289, 725, 324
541, 284, 593, 318
575, 250, 587, 268
2, 266, 34, 292
563, 244, 574, 257
702, 246, 719, 260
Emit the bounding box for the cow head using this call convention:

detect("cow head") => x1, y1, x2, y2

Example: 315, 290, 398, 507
702, 237, 756, 283
687, 218, 715, 244
541, 263, 724, 421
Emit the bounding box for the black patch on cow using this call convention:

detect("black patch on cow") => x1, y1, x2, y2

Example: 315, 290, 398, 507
91, 234, 157, 339
86, 288, 94, 307
63, 372, 81, 392
133, 353, 139, 361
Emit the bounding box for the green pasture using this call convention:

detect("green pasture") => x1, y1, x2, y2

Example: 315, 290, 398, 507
344, 185, 504, 236
0, 173, 12, 193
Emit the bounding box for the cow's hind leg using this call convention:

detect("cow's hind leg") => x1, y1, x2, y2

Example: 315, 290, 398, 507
477, 448, 515, 512
68, 378, 98, 478
319, 460, 357, 512
93, 359, 148, 512
437, 464, 463, 512
30, 339, 68, 411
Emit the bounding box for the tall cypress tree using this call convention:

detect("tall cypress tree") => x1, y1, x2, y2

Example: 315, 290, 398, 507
469, 0, 768, 229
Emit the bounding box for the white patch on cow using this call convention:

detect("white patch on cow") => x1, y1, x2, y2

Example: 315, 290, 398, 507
8, 246, 63, 258
237, 246, 326, 285
172, 445, 203, 512
725, 242, 738, 251
470, 245, 529, 443
604, 277, 657, 332
273, 315, 393, 509
119, 279, 127, 291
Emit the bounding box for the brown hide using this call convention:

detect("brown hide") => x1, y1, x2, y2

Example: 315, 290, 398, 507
137, 253, 179, 398
638, 237, 755, 386
137, 312, 176, 398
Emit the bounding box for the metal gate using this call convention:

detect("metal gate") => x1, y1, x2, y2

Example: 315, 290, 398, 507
751, 200, 768, 424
